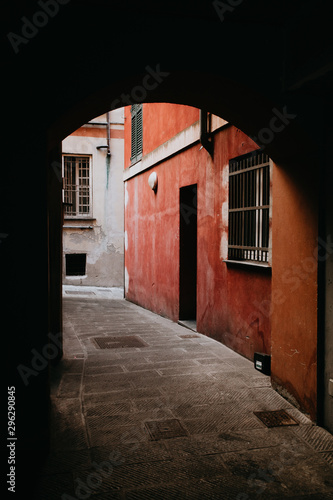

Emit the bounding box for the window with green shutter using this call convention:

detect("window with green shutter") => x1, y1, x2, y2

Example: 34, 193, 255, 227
130, 104, 143, 164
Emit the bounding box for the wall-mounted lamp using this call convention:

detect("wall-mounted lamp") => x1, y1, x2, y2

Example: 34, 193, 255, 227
148, 172, 158, 193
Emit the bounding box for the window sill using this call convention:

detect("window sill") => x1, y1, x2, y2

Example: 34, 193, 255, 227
63, 225, 94, 230
223, 259, 272, 272
64, 217, 96, 221
63, 218, 95, 230
130, 157, 142, 167
65, 275, 87, 279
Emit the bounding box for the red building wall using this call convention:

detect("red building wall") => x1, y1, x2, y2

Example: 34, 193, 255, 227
142, 103, 199, 155
124, 104, 199, 168
124, 105, 271, 360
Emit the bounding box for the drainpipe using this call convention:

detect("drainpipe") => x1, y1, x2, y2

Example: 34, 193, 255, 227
199, 109, 214, 157
96, 112, 111, 155
106, 111, 111, 156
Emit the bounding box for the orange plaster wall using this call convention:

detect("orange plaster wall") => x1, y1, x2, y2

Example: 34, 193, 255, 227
124, 119, 271, 361
124, 104, 199, 168
142, 103, 199, 155
271, 164, 318, 419
124, 102, 319, 420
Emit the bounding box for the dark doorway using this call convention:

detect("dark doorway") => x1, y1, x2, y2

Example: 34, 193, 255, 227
179, 184, 197, 326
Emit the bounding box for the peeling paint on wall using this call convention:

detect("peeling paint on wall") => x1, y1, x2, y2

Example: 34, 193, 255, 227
220, 232, 228, 260
124, 108, 271, 362
221, 201, 228, 224
62, 108, 125, 287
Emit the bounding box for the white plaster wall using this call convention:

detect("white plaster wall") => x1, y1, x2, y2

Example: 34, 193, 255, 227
62, 109, 125, 287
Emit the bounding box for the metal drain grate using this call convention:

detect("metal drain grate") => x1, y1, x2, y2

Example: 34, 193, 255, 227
65, 290, 95, 296
145, 419, 188, 441
253, 409, 299, 428
179, 334, 200, 339
92, 335, 148, 349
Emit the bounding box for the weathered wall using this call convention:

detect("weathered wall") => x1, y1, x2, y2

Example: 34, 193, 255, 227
124, 102, 321, 419
142, 103, 200, 156
62, 108, 124, 287
271, 161, 319, 419
124, 106, 271, 360
196, 128, 272, 359
124, 104, 200, 168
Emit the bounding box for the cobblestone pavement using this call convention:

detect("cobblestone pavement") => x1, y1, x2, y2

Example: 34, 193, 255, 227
34, 291, 333, 499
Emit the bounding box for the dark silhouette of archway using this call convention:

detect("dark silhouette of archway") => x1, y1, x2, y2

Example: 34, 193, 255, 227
2, 0, 332, 496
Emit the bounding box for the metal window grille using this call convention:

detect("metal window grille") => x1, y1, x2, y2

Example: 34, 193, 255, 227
63, 156, 91, 216
130, 104, 143, 164
228, 150, 271, 263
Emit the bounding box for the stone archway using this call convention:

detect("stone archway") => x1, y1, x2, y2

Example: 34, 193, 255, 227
2, 2, 332, 495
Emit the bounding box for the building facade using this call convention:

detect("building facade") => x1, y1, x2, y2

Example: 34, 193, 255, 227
62, 108, 124, 287
123, 103, 317, 421
124, 103, 272, 360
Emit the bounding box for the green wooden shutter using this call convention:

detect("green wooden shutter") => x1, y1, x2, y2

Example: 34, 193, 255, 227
130, 104, 143, 163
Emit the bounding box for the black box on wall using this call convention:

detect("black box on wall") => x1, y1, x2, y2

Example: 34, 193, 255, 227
254, 352, 271, 375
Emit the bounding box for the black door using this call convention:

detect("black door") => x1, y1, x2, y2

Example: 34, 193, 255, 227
179, 184, 197, 321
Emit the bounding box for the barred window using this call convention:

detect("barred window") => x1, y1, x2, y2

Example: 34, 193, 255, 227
130, 104, 143, 164
228, 150, 271, 263
63, 155, 91, 217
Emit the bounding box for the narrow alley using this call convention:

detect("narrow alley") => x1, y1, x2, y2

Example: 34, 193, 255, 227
34, 290, 333, 499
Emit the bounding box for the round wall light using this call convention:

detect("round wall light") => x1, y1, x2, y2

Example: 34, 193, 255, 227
148, 172, 158, 192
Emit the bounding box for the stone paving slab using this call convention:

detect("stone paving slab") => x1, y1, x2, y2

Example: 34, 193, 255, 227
33, 292, 333, 499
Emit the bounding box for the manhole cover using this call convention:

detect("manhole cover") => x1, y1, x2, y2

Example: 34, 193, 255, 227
179, 334, 200, 339
145, 419, 188, 441
92, 335, 148, 349
254, 409, 299, 428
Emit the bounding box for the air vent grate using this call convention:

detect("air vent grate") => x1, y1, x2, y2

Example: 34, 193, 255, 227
254, 409, 299, 428
92, 336, 148, 349
145, 419, 188, 441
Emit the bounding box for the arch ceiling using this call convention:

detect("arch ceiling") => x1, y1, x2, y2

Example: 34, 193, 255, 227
3, 0, 332, 167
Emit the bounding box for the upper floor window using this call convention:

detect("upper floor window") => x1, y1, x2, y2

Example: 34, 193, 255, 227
130, 104, 143, 164
228, 150, 272, 264
63, 155, 91, 217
